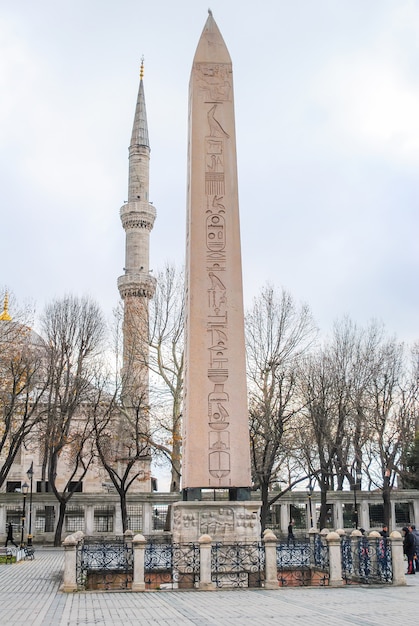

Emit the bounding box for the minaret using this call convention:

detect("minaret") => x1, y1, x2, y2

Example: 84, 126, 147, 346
117, 60, 156, 489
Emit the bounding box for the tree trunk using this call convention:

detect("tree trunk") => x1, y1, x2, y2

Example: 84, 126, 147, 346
170, 425, 181, 492
259, 481, 270, 535
383, 474, 391, 529
54, 500, 67, 546
119, 488, 128, 533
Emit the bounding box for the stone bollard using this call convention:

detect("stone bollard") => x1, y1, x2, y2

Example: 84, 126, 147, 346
390, 530, 406, 586
198, 534, 215, 590
132, 534, 147, 592
61, 534, 79, 592
124, 529, 134, 544
326, 531, 344, 587
263, 529, 278, 589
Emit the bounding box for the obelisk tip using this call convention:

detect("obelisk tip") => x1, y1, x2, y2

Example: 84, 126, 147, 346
140, 56, 144, 80
208, 8, 212, 17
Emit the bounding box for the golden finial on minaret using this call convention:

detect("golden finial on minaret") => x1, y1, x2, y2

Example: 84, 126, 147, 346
140, 56, 144, 80
0, 292, 12, 321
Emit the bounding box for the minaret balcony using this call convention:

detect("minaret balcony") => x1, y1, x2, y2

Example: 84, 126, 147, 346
117, 271, 156, 299
120, 201, 156, 231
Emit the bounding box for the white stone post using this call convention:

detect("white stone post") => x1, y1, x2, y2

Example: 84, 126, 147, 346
114, 506, 123, 535
308, 528, 317, 568
132, 533, 147, 592
199, 534, 215, 590
326, 531, 344, 587
124, 529, 134, 544
263, 530, 278, 589
61, 534, 79, 592
390, 500, 396, 531
334, 502, 343, 530
280, 504, 289, 536
413, 499, 419, 527
85, 505, 94, 535
390, 530, 406, 586
358, 501, 369, 531
143, 503, 152, 535
0, 505, 6, 539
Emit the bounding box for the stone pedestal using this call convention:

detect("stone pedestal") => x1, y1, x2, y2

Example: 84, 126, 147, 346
171, 501, 261, 543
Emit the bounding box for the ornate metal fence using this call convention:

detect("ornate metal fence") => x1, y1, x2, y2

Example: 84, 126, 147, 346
76, 537, 133, 590
211, 542, 264, 588
341, 536, 392, 584
276, 537, 329, 587
144, 538, 200, 589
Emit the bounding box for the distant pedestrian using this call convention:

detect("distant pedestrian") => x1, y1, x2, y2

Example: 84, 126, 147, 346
287, 519, 295, 546
379, 525, 389, 538
402, 526, 416, 574
409, 524, 419, 572
5, 522, 17, 548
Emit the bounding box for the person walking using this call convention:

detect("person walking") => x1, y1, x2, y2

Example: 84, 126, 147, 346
379, 525, 389, 538
287, 519, 295, 547
409, 524, 419, 572
5, 522, 17, 548
402, 526, 416, 574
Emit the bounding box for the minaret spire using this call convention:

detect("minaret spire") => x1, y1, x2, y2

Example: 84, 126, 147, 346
117, 63, 156, 490
130, 58, 149, 151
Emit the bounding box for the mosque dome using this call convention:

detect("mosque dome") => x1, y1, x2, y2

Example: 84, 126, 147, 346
0, 293, 45, 349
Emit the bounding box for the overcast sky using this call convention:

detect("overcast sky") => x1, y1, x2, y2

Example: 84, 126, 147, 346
2, 0, 418, 345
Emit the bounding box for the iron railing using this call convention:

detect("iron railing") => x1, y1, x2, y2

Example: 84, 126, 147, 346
211, 541, 264, 588
76, 536, 133, 590
341, 536, 392, 584
276, 537, 329, 586
144, 538, 200, 589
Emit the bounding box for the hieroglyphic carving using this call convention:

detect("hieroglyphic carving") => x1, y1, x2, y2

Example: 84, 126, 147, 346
201, 71, 232, 485
194, 63, 232, 102
207, 105, 229, 138
205, 137, 225, 195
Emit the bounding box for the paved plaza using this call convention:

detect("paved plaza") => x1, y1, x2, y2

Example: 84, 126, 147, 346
0, 548, 418, 625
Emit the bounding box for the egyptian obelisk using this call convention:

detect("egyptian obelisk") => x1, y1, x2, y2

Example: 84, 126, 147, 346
173, 12, 259, 543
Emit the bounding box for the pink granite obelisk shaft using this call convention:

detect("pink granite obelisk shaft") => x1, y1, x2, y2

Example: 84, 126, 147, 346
182, 12, 251, 494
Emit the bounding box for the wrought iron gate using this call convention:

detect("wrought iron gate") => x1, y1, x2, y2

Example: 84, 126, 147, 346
341, 535, 392, 584
145, 539, 200, 589
211, 542, 264, 588
276, 537, 329, 587
76, 537, 133, 590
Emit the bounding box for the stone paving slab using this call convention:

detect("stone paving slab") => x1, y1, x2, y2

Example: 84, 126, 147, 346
0, 548, 418, 625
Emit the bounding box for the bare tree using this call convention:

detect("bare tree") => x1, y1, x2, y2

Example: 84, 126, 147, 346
93, 385, 151, 532
297, 319, 381, 528
40, 295, 106, 545
148, 264, 184, 492
245, 285, 317, 532
0, 294, 47, 487
363, 338, 417, 527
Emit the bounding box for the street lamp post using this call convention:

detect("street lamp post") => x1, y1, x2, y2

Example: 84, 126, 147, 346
20, 482, 29, 548
353, 469, 362, 529
306, 481, 314, 529
27, 462, 34, 547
